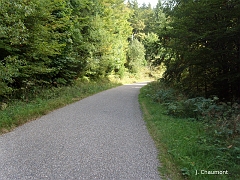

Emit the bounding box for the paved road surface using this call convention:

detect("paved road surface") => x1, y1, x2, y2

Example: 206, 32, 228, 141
0, 82, 160, 180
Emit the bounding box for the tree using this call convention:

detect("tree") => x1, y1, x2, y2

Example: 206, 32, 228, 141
126, 39, 146, 73
83, 0, 132, 78
0, 0, 58, 95
160, 0, 240, 100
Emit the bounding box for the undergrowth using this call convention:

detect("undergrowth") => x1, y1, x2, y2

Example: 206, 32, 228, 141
139, 80, 240, 180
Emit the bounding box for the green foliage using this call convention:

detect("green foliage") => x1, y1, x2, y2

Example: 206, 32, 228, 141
127, 1, 169, 76
140, 81, 240, 180
0, 0, 73, 98
70, 0, 132, 79
160, 0, 240, 100
142, 32, 158, 62
126, 39, 146, 73
151, 81, 240, 138
127, 0, 144, 34
0, 0, 132, 100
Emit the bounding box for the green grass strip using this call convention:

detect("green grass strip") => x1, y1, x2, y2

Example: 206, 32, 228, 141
0, 80, 120, 134
139, 83, 237, 180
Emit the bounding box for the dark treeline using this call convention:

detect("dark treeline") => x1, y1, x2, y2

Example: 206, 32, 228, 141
156, 0, 240, 101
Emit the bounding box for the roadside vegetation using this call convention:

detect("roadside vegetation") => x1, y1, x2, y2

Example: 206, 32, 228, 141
137, 1, 240, 179
0, 71, 155, 135
0, 79, 121, 134
139, 81, 240, 180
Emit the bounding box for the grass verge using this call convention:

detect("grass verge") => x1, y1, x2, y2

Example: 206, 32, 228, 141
139, 82, 239, 180
0, 79, 120, 134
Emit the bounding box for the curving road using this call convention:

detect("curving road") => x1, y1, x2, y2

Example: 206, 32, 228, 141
0, 82, 160, 180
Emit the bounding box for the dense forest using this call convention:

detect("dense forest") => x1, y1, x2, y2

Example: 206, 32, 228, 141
0, 0, 133, 100
0, 0, 240, 102
159, 0, 240, 101
130, 0, 240, 101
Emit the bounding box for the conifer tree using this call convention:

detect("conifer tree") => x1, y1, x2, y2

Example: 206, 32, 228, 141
161, 0, 240, 100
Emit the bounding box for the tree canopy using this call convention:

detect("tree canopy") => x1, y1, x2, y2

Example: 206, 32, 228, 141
0, 0, 132, 99
1, 0, 239, 101
157, 0, 240, 101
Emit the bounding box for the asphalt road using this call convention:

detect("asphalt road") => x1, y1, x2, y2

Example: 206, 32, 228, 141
0, 82, 161, 180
